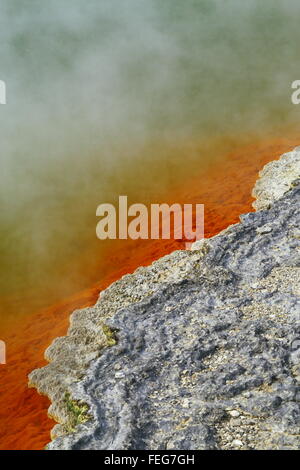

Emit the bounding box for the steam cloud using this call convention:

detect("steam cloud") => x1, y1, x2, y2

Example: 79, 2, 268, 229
0, 0, 299, 320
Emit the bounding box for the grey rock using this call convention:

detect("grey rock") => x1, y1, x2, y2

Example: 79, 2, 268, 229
29, 150, 300, 450
252, 147, 300, 210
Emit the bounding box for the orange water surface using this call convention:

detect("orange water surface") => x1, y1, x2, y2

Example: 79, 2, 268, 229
0, 136, 298, 450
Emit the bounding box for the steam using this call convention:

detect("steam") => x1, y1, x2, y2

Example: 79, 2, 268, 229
0, 0, 300, 319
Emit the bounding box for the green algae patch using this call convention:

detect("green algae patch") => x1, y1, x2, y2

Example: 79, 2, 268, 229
102, 324, 118, 347
64, 392, 91, 431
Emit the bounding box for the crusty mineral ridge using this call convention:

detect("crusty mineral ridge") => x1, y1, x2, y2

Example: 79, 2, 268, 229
29, 148, 300, 450
252, 146, 300, 210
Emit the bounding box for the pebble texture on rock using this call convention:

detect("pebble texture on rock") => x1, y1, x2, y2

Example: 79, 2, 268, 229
252, 146, 300, 210
29, 149, 300, 450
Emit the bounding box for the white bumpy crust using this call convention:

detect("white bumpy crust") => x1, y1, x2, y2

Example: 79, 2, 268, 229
252, 147, 300, 211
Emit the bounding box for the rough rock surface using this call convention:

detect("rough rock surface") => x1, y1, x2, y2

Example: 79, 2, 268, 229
252, 146, 300, 210
29, 149, 300, 450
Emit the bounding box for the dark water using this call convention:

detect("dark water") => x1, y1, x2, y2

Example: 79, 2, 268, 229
0, 0, 300, 323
